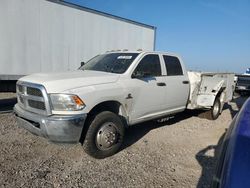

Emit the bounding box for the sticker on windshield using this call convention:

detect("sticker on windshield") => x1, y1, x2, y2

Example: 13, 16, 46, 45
117, 56, 132, 60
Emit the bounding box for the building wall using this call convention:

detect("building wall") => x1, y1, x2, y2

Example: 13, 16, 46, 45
0, 0, 155, 76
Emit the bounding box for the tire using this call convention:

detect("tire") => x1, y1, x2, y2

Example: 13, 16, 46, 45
210, 97, 221, 120
83, 111, 125, 159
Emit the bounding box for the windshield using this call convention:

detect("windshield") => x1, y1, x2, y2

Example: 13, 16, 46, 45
80, 53, 139, 74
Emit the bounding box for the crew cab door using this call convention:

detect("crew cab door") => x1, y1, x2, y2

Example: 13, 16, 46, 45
161, 55, 189, 111
127, 54, 167, 123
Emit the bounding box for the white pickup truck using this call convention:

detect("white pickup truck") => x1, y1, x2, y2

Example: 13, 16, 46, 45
14, 51, 235, 158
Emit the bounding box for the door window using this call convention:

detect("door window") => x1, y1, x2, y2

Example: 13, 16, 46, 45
133, 54, 161, 77
163, 55, 183, 76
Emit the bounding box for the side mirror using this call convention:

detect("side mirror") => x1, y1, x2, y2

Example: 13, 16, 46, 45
80, 62, 85, 66
132, 71, 145, 79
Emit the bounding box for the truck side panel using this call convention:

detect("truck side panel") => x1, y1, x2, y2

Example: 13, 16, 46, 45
187, 72, 235, 109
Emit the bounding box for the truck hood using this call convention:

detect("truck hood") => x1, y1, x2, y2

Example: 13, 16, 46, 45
19, 70, 120, 93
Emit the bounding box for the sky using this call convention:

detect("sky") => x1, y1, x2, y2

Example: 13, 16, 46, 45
64, 0, 250, 73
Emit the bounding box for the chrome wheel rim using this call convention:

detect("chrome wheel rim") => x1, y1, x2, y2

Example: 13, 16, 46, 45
96, 122, 119, 151
213, 101, 220, 117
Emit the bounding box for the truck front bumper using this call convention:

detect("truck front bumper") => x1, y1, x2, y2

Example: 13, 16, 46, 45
236, 85, 250, 91
14, 104, 87, 143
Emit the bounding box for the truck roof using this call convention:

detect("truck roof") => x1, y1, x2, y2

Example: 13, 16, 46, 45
104, 50, 181, 57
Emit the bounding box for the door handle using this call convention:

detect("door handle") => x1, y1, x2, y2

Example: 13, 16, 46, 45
157, 82, 166, 86
182, 80, 189, 84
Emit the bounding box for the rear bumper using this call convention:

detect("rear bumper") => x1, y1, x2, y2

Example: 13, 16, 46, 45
14, 104, 87, 143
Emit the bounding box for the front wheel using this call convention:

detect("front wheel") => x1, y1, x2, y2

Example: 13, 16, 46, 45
83, 111, 125, 159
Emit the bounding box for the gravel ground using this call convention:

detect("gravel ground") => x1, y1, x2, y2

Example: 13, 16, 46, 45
0, 93, 248, 188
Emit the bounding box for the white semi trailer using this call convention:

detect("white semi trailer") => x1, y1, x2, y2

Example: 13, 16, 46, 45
0, 0, 156, 91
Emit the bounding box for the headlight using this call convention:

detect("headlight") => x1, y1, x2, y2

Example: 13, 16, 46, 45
50, 94, 85, 111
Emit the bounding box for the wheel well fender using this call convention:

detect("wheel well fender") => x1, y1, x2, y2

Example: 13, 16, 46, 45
216, 88, 226, 113
79, 100, 128, 143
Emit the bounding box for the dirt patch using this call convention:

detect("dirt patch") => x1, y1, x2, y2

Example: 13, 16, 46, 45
0, 95, 247, 188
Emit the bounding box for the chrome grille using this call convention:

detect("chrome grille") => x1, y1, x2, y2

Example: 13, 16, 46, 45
27, 87, 43, 97
237, 78, 250, 86
28, 100, 46, 110
17, 85, 24, 94
19, 95, 24, 104
16, 82, 51, 115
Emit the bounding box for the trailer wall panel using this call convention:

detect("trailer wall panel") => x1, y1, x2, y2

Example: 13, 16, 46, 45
0, 0, 155, 77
